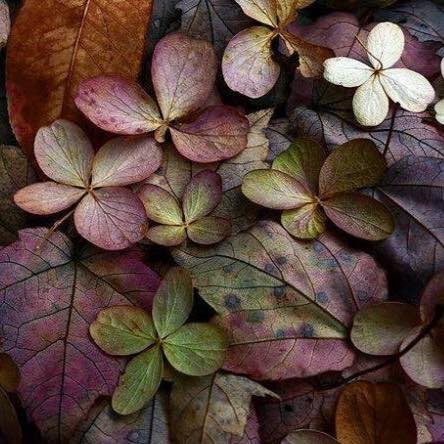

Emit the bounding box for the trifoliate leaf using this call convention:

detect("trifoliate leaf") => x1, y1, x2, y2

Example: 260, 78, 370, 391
281, 203, 326, 239
187, 216, 232, 245
148, 225, 188, 247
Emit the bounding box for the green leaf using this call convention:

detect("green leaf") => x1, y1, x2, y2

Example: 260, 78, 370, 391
351, 302, 421, 356
322, 192, 395, 241
153, 267, 193, 339
187, 216, 231, 245
242, 169, 313, 210
148, 225, 187, 247
139, 184, 183, 225
272, 138, 326, 194
281, 203, 326, 239
112, 346, 163, 415
90, 306, 157, 356
163, 323, 227, 376
319, 139, 387, 197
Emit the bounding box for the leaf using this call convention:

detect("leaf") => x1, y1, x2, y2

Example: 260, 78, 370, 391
187, 216, 232, 245
335, 382, 417, 444
90, 306, 157, 356
182, 171, 222, 223
0, 0, 9, 48
282, 430, 339, 444
234, 0, 278, 27
372, 156, 444, 301
173, 220, 388, 379
153, 267, 193, 339
148, 224, 187, 247
163, 323, 227, 376
351, 302, 421, 355
169, 372, 277, 443
0, 228, 160, 441
7, 0, 154, 160
112, 346, 163, 416
71, 392, 170, 444
318, 140, 386, 197
177, 0, 251, 55
0, 145, 36, 245
0, 386, 21, 444
0, 354, 20, 393
281, 203, 326, 239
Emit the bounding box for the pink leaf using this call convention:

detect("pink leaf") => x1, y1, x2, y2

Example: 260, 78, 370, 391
170, 106, 249, 163
14, 182, 84, 215
75, 75, 163, 134
0, 228, 160, 442
74, 188, 148, 250
91, 136, 162, 187
152, 32, 217, 121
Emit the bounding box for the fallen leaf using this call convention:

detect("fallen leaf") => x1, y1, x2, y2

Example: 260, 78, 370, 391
169, 372, 277, 443
0, 228, 160, 442
335, 381, 417, 444
282, 430, 339, 444
173, 220, 388, 379
6, 0, 154, 160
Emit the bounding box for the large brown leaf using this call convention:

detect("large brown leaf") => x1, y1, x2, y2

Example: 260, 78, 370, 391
6, 0, 153, 160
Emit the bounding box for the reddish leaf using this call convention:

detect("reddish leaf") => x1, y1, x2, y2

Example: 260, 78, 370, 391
0, 228, 160, 442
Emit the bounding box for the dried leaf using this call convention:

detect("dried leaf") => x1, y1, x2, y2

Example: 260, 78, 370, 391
7, 0, 153, 159
0, 354, 19, 393
0, 386, 21, 444
0, 0, 9, 48
282, 430, 339, 444
187, 216, 232, 245
0, 228, 160, 441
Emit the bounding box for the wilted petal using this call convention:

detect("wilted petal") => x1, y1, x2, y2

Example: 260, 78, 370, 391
74, 188, 148, 250
366, 22, 404, 69
152, 32, 217, 121
222, 26, 279, 99
91, 136, 162, 187
352, 76, 389, 126
183, 171, 222, 223
281, 203, 326, 239
35, 120, 94, 187
148, 225, 187, 247
14, 182, 84, 215
170, 106, 249, 163
322, 192, 395, 241
323, 57, 373, 87
435, 99, 444, 125
242, 169, 313, 210
379, 68, 435, 113
187, 217, 231, 245
75, 76, 163, 134
234, 0, 278, 27
139, 184, 183, 225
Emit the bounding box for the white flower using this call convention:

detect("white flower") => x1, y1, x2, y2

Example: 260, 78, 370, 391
323, 22, 435, 127
434, 58, 444, 125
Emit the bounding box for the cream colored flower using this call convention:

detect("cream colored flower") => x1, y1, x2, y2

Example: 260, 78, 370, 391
323, 22, 435, 127
434, 58, 444, 125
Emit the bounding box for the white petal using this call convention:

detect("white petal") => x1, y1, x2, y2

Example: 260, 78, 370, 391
323, 57, 373, 87
352, 76, 389, 126
379, 68, 435, 112
435, 99, 444, 125
367, 22, 404, 69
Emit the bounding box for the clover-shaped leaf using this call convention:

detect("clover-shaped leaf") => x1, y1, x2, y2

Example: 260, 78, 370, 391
90, 267, 228, 415
222, 0, 333, 98
76, 32, 249, 163
139, 170, 231, 246
13, 120, 161, 250
242, 138, 394, 241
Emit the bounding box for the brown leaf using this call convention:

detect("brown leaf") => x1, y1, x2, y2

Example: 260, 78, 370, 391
335, 381, 417, 444
0, 386, 22, 444
6, 0, 153, 160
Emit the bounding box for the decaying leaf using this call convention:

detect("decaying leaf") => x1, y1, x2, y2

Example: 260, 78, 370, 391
282, 430, 339, 444
0, 228, 160, 442
6, 0, 154, 160
169, 372, 277, 443
174, 220, 388, 379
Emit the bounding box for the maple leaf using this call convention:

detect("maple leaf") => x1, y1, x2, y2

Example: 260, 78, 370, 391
222, 0, 333, 98
174, 220, 388, 380
242, 138, 394, 241
13, 120, 162, 250
90, 267, 227, 415
75, 32, 249, 163
0, 228, 160, 442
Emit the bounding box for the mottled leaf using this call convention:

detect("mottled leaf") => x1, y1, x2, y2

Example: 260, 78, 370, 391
170, 372, 276, 443
112, 346, 163, 416
173, 220, 388, 379
0, 228, 160, 441
153, 267, 193, 339
281, 203, 326, 239
336, 382, 417, 444
148, 225, 187, 247
163, 323, 227, 376
187, 216, 232, 245
90, 306, 157, 356
7, 0, 154, 160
